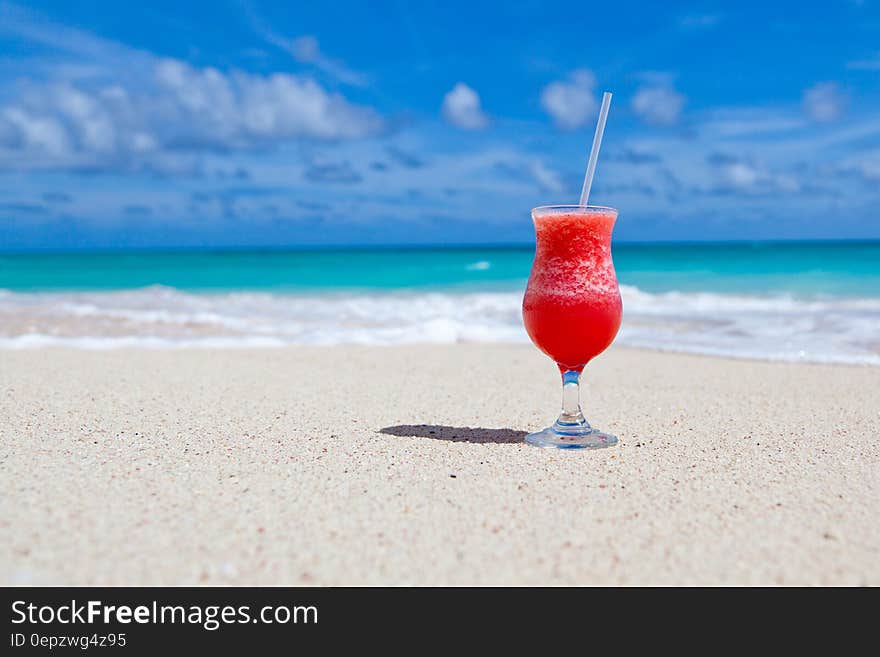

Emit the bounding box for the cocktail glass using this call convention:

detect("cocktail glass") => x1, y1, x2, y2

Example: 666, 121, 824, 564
522, 205, 622, 449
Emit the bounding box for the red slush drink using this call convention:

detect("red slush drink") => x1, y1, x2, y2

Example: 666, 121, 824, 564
522, 206, 622, 372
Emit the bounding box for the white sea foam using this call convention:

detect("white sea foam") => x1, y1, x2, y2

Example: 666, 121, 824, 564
0, 285, 878, 364
465, 260, 491, 271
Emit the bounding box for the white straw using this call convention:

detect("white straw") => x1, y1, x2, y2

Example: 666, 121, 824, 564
578, 91, 612, 206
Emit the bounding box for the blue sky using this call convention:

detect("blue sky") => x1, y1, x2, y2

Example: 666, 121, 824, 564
0, 0, 879, 249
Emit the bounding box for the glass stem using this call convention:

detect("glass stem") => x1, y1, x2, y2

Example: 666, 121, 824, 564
554, 369, 591, 432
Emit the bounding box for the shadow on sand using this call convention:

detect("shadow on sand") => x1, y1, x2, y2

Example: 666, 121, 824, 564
379, 424, 527, 445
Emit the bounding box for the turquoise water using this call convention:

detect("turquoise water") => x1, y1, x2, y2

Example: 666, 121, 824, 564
1, 241, 878, 362
2, 241, 880, 297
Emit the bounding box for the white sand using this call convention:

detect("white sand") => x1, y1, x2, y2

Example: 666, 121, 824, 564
1, 345, 878, 585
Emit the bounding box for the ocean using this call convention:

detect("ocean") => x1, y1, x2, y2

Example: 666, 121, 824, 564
1, 241, 879, 364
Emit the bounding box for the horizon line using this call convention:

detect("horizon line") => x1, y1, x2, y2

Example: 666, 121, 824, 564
2, 236, 880, 256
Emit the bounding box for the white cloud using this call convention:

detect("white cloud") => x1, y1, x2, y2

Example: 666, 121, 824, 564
291, 35, 320, 61
441, 83, 489, 130
836, 153, 880, 182
0, 58, 383, 171
239, 3, 368, 87
283, 35, 368, 87
722, 162, 759, 188
540, 69, 598, 130
0, 4, 383, 173
155, 59, 380, 142
632, 85, 686, 126
802, 82, 846, 122
716, 161, 799, 194
1, 107, 69, 156
530, 160, 565, 193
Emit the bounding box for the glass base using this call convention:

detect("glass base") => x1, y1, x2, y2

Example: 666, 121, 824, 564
525, 425, 618, 450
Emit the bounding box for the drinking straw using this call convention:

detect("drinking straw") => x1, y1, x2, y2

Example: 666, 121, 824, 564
578, 91, 612, 206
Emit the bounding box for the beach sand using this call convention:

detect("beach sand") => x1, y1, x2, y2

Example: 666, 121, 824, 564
1, 344, 878, 586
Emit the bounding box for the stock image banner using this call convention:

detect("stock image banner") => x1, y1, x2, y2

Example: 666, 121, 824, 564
4, 590, 323, 651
